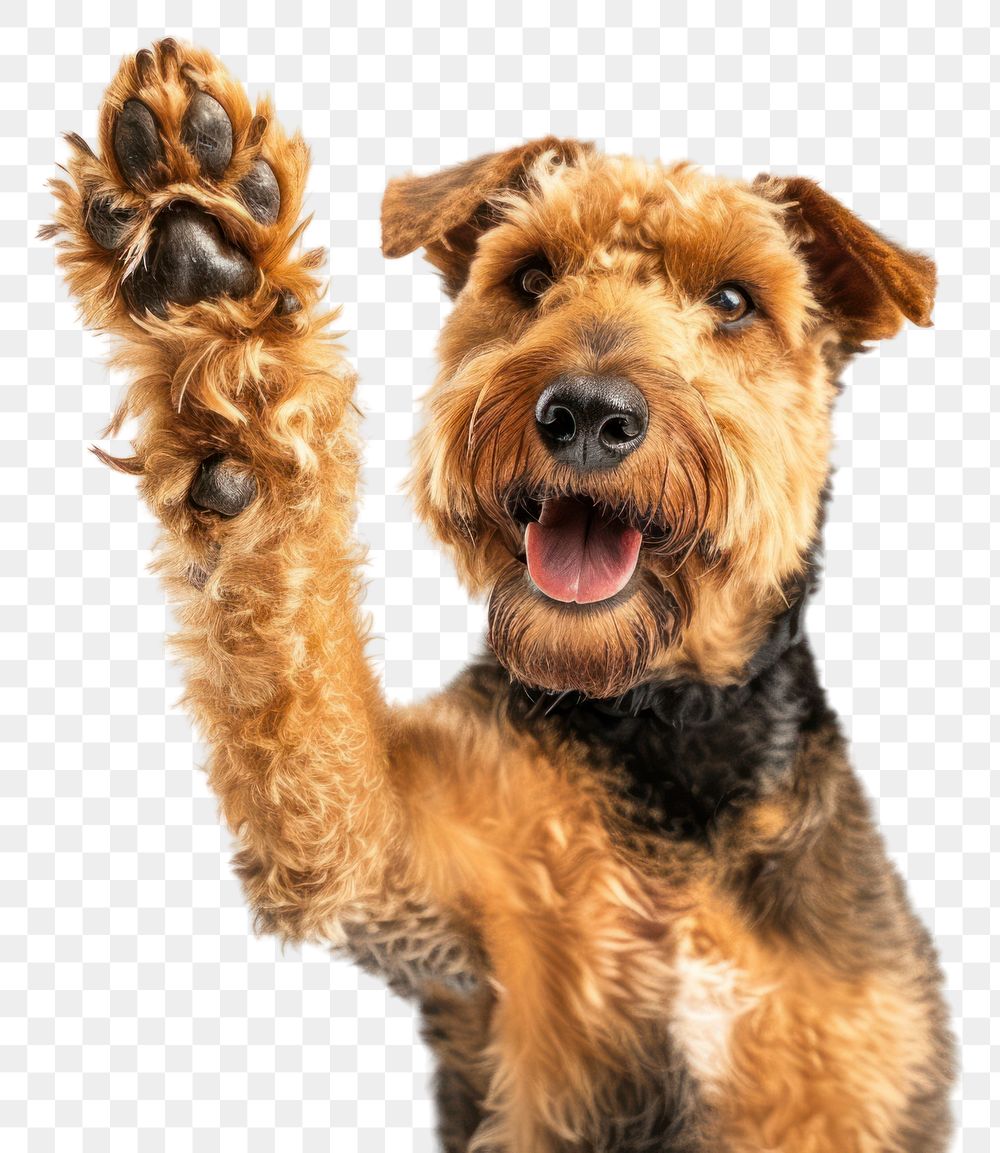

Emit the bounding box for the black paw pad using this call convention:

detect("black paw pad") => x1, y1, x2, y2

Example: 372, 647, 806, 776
275, 289, 301, 316
84, 195, 136, 250
113, 99, 165, 187
181, 92, 233, 179
189, 455, 258, 517
237, 158, 280, 225
121, 203, 257, 317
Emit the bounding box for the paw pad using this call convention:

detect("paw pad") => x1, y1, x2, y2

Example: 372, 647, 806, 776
189, 455, 258, 517
181, 91, 233, 179
121, 203, 257, 318
113, 99, 164, 186
275, 288, 301, 316
237, 158, 280, 226
84, 195, 136, 251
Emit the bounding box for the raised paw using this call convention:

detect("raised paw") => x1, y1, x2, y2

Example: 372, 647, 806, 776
46, 39, 313, 326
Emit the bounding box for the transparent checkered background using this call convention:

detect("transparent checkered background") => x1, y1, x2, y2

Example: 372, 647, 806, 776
3, 2, 995, 1150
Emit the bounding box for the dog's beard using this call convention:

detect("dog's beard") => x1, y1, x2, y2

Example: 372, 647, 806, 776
487, 558, 683, 698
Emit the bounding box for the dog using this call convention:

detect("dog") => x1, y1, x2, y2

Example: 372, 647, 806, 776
44, 40, 955, 1153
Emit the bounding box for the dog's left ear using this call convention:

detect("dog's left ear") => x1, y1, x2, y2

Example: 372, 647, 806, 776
753, 175, 936, 344
381, 137, 592, 297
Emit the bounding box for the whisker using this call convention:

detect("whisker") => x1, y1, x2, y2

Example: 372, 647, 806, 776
543, 689, 575, 716
467, 375, 497, 458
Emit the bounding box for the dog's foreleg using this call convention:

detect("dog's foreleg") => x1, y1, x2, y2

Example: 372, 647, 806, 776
44, 39, 400, 942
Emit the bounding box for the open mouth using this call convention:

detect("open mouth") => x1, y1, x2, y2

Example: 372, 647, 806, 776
514, 494, 651, 605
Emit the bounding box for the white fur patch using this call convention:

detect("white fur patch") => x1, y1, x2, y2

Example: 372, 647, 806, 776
669, 930, 768, 1092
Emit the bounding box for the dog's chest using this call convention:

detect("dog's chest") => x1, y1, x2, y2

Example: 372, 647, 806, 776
507, 641, 824, 843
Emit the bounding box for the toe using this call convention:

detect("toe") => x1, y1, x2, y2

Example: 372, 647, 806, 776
113, 99, 165, 187
237, 158, 280, 225
84, 195, 135, 250
181, 91, 234, 180
134, 48, 156, 85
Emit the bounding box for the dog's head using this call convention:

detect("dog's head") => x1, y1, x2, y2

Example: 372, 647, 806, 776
382, 141, 935, 698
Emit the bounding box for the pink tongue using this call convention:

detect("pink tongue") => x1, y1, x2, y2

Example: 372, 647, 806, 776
524, 498, 643, 604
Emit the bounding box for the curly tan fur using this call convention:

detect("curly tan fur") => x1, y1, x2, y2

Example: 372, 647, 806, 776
46, 41, 952, 1153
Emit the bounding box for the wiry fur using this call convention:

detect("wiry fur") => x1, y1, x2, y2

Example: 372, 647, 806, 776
46, 42, 953, 1152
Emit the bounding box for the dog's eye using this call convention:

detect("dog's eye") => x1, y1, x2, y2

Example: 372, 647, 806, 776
707, 283, 755, 324
512, 259, 553, 303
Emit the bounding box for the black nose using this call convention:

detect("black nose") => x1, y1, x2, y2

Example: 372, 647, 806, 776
535, 374, 648, 470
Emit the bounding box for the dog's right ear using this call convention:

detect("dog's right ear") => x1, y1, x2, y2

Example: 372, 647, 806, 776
381, 137, 592, 297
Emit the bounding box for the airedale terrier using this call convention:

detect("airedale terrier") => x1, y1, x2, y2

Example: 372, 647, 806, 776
45, 40, 955, 1153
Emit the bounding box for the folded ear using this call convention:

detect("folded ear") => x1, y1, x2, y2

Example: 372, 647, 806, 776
381, 137, 592, 297
752, 174, 936, 344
